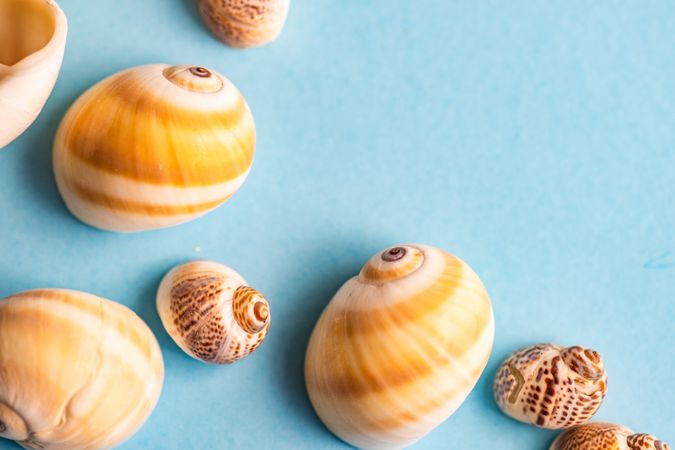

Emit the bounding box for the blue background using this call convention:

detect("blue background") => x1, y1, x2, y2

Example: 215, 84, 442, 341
1, 0, 674, 448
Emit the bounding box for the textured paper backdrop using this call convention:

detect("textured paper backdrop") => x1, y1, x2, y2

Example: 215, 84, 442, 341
0, 0, 673, 448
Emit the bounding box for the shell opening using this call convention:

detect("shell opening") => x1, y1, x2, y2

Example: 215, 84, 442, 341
0, 0, 56, 66
0, 402, 29, 441
162, 64, 224, 93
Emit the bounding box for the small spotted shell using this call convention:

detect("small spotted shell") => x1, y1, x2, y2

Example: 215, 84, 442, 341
156, 260, 270, 364
198, 0, 290, 48
494, 344, 607, 429
550, 422, 670, 450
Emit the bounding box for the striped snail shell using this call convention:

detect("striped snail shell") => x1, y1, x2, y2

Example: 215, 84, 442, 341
0, 289, 163, 450
494, 344, 608, 429
198, 0, 290, 48
53, 64, 255, 232
305, 244, 494, 450
156, 260, 271, 364
550, 423, 670, 450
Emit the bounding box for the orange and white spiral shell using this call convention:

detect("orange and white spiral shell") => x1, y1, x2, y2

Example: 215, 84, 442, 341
0, 289, 164, 450
550, 423, 670, 450
53, 64, 256, 232
156, 260, 270, 364
494, 344, 608, 429
198, 0, 290, 48
304, 244, 495, 450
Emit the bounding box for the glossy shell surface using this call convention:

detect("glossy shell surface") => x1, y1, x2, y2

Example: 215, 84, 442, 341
0, 289, 164, 450
305, 244, 494, 450
53, 64, 256, 232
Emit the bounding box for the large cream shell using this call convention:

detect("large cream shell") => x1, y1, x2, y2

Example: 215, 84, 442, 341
198, 0, 290, 48
304, 244, 495, 450
0, 0, 67, 149
53, 64, 256, 232
0, 289, 164, 450
494, 343, 608, 429
550, 423, 671, 450
156, 260, 271, 364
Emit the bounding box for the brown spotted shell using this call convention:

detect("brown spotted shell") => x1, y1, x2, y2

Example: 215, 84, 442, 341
197, 0, 290, 48
494, 344, 607, 429
550, 423, 671, 450
156, 260, 270, 364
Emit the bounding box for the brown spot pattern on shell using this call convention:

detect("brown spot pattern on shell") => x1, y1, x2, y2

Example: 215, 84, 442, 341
494, 344, 607, 429
550, 423, 670, 450
170, 274, 227, 362
156, 261, 271, 364
198, 0, 290, 48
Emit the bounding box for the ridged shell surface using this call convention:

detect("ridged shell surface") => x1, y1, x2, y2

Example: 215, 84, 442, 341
0, 0, 67, 149
304, 244, 494, 450
550, 423, 670, 450
494, 344, 607, 429
156, 260, 271, 364
0, 289, 164, 450
198, 0, 290, 48
53, 64, 256, 232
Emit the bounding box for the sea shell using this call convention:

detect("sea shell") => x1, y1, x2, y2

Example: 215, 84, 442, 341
198, 0, 290, 48
53, 64, 256, 232
550, 422, 670, 450
0, 289, 164, 450
0, 0, 67, 149
156, 260, 271, 364
494, 343, 607, 429
304, 244, 495, 450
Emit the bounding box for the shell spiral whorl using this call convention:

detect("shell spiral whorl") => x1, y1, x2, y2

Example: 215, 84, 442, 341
156, 261, 271, 364
305, 244, 494, 450
232, 285, 269, 334
162, 65, 224, 93
494, 344, 608, 429
560, 346, 605, 382
550, 423, 670, 450
359, 245, 425, 284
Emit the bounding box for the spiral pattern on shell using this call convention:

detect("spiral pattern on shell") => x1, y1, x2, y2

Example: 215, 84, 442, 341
550, 423, 670, 450
156, 260, 270, 364
494, 344, 607, 429
198, 0, 290, 48
53, 64, 256, 232
305, 244, 494, 450
0, 289, 164, 450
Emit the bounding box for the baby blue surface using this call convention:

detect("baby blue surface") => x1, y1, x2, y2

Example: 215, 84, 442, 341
1, 0, 674, 448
